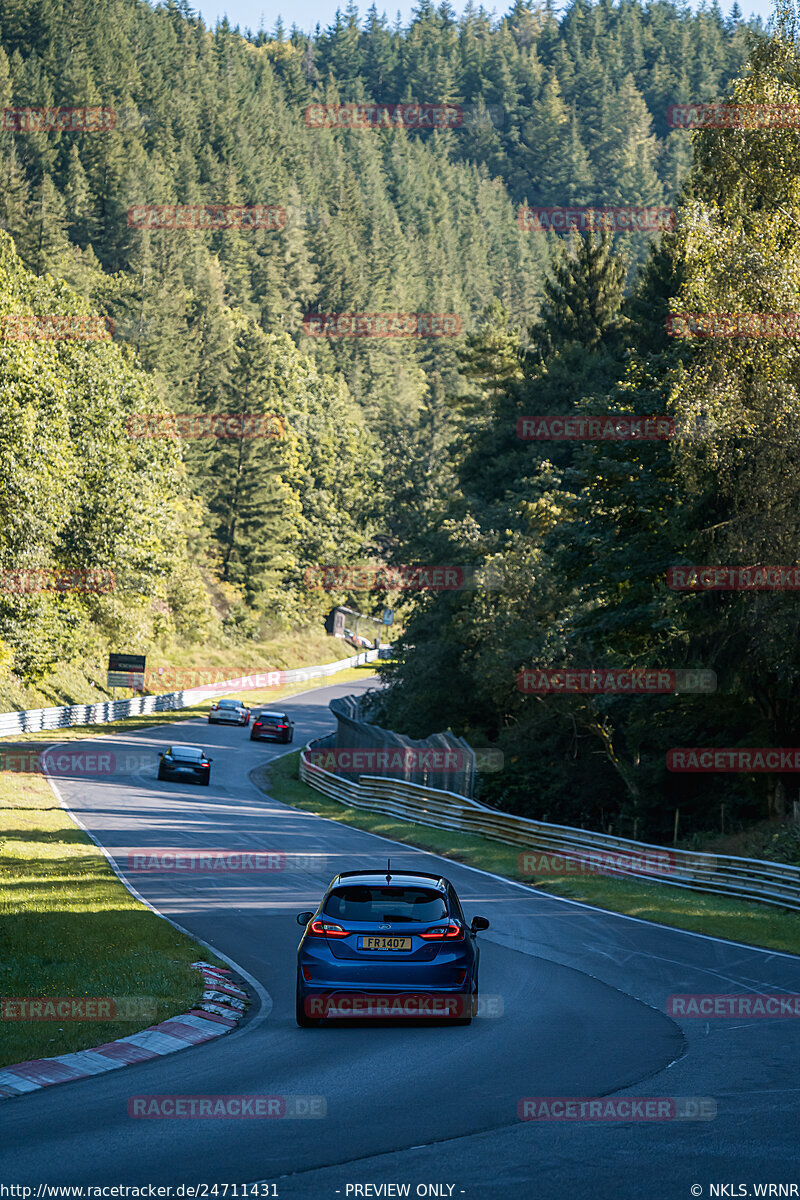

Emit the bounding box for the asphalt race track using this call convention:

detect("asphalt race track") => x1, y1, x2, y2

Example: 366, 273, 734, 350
1, 674, 798, 1200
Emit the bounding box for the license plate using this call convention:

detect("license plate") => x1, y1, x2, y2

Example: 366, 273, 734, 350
358, 936, 412, 951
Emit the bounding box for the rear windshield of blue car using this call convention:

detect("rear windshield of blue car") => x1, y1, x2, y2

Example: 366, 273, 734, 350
323, 886, 448, 923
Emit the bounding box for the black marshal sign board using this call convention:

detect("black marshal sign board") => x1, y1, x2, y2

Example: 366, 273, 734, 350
107, 653, 146, 690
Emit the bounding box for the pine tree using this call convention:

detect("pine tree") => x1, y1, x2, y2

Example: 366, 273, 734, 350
449, 300, 523, 419
603, 75, 663, 206
30, 173, 72, 276
63, 145, 96, 246
203, 322, 300, 599
561, 112, 594, 205
514, 67, 570, 203
531, 228, 626, 356
0, 143, 33, 263
361, 4, 399, 99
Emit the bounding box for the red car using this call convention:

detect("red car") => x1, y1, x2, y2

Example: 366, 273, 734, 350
250, 710, 294, 743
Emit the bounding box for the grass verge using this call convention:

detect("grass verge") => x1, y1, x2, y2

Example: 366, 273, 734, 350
0, 763, 226, 1069
255, 751, 800, 957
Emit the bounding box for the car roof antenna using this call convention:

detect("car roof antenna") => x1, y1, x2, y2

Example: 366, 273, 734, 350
386, 858, 391, 883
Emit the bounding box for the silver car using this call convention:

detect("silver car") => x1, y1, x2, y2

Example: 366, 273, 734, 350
208, 698, 250, 725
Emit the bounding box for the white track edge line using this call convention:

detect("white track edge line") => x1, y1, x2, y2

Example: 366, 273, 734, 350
44, 768, 273, 1035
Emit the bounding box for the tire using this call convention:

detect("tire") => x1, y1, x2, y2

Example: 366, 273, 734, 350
296, 979, 320, 1028
250, 733, 256, 741
452, 980, 477, 1026
287, 730, 294, 743
157, 765, 167, 781
200, 771, 210, 786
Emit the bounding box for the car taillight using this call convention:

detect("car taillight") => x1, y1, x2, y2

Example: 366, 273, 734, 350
307, 920, 349, 938
253, 722, 262, 728
420, 923, 464, 940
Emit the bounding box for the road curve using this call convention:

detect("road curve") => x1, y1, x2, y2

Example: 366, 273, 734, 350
1, 674, 798, 1200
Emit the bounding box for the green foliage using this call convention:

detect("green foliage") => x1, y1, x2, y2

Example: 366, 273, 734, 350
0, 231, 191, 678
376, 10, 800, 839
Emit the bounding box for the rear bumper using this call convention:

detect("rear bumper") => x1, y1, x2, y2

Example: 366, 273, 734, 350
300, 989, 474, 1021
299, 976, 472, 992
298, 946, 474, 990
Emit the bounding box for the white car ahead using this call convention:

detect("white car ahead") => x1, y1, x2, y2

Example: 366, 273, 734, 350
208, 698, 250, 725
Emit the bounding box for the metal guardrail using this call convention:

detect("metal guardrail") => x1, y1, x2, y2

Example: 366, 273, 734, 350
299, 740, 800, 911
0, 649, 384, 738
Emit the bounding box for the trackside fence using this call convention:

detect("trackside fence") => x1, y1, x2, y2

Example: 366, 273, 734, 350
328, 694, 475, 797
0, 649, 384, 738
299, 738, 800, 911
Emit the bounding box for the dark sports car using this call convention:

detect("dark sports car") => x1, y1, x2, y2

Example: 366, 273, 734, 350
157, 744, 213, 786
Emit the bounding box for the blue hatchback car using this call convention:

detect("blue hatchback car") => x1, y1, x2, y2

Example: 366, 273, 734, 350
295, 867, 490, 1026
